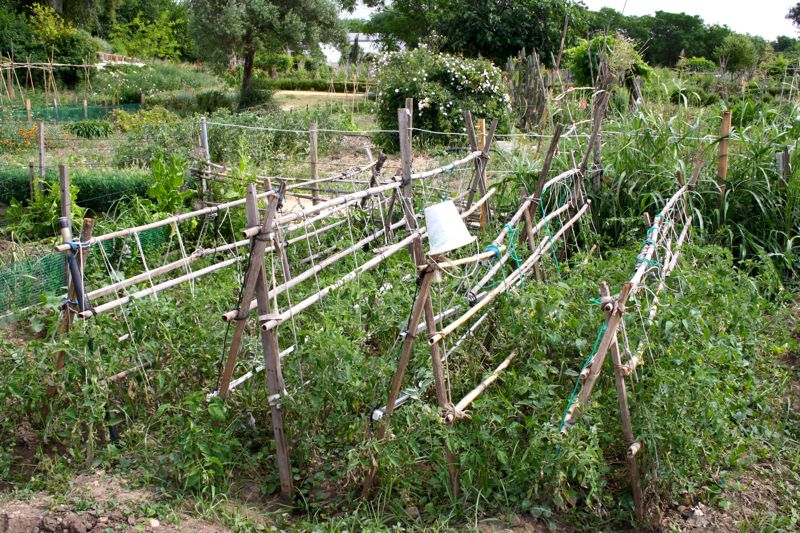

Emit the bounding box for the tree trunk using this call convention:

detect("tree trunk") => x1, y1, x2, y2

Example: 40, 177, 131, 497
239, 47, 256, 110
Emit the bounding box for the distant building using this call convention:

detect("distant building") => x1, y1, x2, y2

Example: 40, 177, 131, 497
321, 33, 383, 65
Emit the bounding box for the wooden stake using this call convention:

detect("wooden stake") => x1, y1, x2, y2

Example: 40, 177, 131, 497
599, 283, 644, 522
363, 262, 436, 495
245, 183, 294, 502
48, 217, 94, 406
28, 161, 35, 201
310, 123, 320, 205
398, 107, 424, 263
217, 184, 285, 399
37, 121, 45, 179
25, 98, 31, 122
718, 109, 732, 207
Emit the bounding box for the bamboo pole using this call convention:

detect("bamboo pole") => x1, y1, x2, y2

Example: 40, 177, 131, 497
260, 230, 420, 330
310, 123, 320, 204
564, 282, 632, 427
56, 191, 276, 252
79, 257, 240, 318
223, 219, 406, 322
424, 245, 506, 270
469, 201, 571, 299
443, 350, 517, 425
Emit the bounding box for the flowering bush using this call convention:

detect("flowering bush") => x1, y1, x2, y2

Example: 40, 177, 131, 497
0, 115, 37, 153
373, 46, 511, 148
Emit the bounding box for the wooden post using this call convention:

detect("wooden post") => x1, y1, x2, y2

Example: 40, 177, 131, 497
463, 112, 497, 227
28, 161, 35, 201
47, 216, 94, 409
599, 283, 644, 522
718, 109, 732, 208
363, 261, 436, 495
82, 98, 88, 119
424, 289, 460, 497
398, 107, 424, 263
520, 186, 542, 282
244, 184, 294, 502
25, 98, 31, 122
310, 123, 320, 205
59, 164, 70, 224
199, 116, 210, 204
140, 93, 145, 106
37, 121, 45, 179
477, 119, 487, 229
405, 97, 414, 147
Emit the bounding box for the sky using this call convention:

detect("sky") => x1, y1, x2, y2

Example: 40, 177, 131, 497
348, 1, 800, 41
572, 0, 796, 40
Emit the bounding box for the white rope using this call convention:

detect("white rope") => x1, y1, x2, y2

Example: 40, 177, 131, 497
172, 221, 194, 296
133, 232, 157, 301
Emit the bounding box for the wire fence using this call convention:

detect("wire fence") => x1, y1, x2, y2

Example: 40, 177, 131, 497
0, 225, 170, 315
2, 103, 142, 123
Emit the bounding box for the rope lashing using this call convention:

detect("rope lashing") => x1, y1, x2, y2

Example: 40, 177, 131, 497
67, 239, 93, 250
483, 244, 501, 258
444, 402, 471, 421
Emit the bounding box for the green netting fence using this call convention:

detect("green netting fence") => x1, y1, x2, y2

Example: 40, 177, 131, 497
0, 225, 170, 314
4, 103, 142, 123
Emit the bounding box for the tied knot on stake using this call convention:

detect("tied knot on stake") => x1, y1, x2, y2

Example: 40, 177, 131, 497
443, 402, 470, 424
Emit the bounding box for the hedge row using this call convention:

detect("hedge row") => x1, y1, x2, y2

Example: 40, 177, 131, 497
0, 167, 150, 212
259, 78, 371, 93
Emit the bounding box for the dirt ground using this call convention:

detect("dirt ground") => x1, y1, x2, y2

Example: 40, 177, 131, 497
0, 472, 227, 533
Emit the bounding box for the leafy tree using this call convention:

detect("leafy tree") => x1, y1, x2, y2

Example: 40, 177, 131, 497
0, 4, 36, 57
364, 0, 587, 66
110, 12, 182, 59
789, 2, 800, 28
348, 34, 360, 64
773, 35, 799, 53
363, 0, 437, 50
716, 34, 757, 72
189, 0, 346, 109
587, 8, 732, 67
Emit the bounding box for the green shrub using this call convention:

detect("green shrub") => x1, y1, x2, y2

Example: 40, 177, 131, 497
195, 90, 237, 114
111, 106, 180, 133
237, 76, 275, 110
566, 34, 652, 87
143, 90, 237, 115
93, 62, 225, 103
64, 119, 113, 139
373, 46, 511, 149
677, 56, 717, 72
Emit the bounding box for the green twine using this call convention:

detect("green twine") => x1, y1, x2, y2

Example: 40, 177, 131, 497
539, 197, 562, 278
558, 321, 608, 435
503, 223, 524, 290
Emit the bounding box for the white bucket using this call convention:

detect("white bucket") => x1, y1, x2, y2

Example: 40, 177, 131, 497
424, 200, 475, 256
